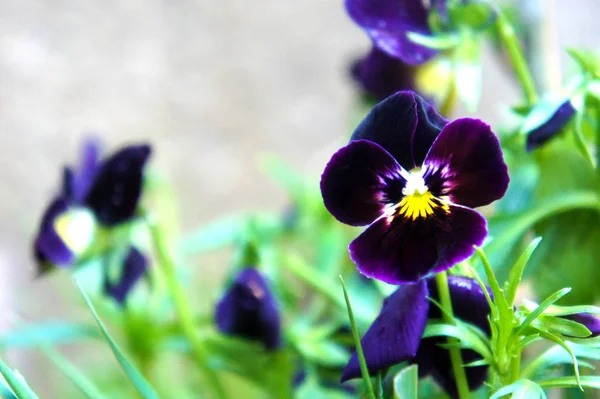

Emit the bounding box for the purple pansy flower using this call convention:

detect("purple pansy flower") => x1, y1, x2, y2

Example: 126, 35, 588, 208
342, 276, 492, 398
320, 91, 509, 284
215, 268, 282, 351
345, 0, 445, 64
104, 246, 148, 306
34, 139, 151, 269
526, 100, 576, 151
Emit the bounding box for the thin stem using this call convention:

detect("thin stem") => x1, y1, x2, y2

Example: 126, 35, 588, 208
510, 353, 521, 383
435, 272, 471, 399
495, 11, 538, 105
145, 213, 228, 399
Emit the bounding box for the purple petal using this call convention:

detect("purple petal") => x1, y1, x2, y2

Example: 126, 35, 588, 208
349, 205, 487, 284
423, 118, 509, 209
562, 313, 600, 338
351, 91, 446, 171
351, 47, 416, 101
104, 246, 148, 306
526, 100, 576, 151
85, 144, 151, 226
215, 268, 282, 351
415, 276, 492, 397
70, 138, 102, 203
320, 140, 406, 226
33, 197, 75, 270
341, 281, 429, 382
345, 0, 437, 64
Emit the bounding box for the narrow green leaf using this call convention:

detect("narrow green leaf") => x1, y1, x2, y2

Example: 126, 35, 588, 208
490, 379, 546, 399
517, 288, 572, 334
0, 323, 99, 350
0, 358, 39, 399
393, 364, 418, 399
423, 323, 492, 363
0, 379, 17, 399
539, 376, 600, 390
475, 247, 511, 319
522, 343, 600, 379
505, 237, 542, 307
339, 276, 376, 399
294, 340, 349, 367
538, 330, 582, 389
75, 280, 161, 399
38, 344, 107, 399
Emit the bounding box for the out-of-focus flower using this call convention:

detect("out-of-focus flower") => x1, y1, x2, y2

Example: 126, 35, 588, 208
526, 100, 576, 151
104, 246, 148, 306
34, 139, 151, 271
341, 276, 491, 398
345, 0, 446, 65
351, 46, 454, 104
215, 268, 282, 351
320, 91, 509, 284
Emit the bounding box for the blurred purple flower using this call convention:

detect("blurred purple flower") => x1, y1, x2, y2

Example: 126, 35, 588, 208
526, 100, 576, 151
104, 246, 148, 306
34, 139, 151, 269
320, 91, 509, 284
215, 268, 282, 351
342, 276, 491, 398
345, 0, 446, 64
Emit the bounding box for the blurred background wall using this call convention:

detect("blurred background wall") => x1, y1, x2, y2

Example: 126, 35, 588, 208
0, 0, 598, 394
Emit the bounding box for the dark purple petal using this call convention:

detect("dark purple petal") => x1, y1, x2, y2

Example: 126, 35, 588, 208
345, 0, 437, 64
85, 144, 151, 226
215, 268, 282, 351
526, 100, 576, 151
349, 205, 487, 284
33, 197, 75, 270
351, 92, 446, 171
104, 247, 148, 306
320, 140, 406, 226
341, 281, 429, 382
351, 47, 416, 101
415, 276, 492, 397
562, 313, 600, 338
423, 118, 509, 209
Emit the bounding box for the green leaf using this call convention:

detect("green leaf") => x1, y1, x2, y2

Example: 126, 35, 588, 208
38, 344, 108, 399
516, 288, 572, 334
179, 214, 253, 255
539, 376, 600, 390
0, 323, 99, 350
567, 49, 600, 77
505, 237, 542, 307
423, 322, 492, 363
76, 281, 161, 399
522, 343, 600, 379
393, 364, 418, 399
538, 331, 582, 389
295, 375, 354, 399
0, 379, 17, 399
0, 358, 39, 399
406, 32, 460, 50
339, 276, 376, 399
490, 379, 546, 399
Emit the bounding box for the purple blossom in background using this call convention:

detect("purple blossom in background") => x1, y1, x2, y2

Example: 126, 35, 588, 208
320, 91, 509, 284
215, 268, 282, 351
342, 276, 492, 398
561, 313, 600, 338
345, 0, 445, 64
34, 139, 151, 270
526, 100, 576, 151
104, 246, 148, 306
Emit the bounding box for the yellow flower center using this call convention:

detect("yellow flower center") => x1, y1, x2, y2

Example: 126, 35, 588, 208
54, 208, 96, 255
387, 168, 450, 222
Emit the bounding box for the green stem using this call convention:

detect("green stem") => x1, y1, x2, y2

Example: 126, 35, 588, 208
510, 353, 521, 383
146, 214, 228, 399
495, 11, 538, 105
435, 272, 471, 399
